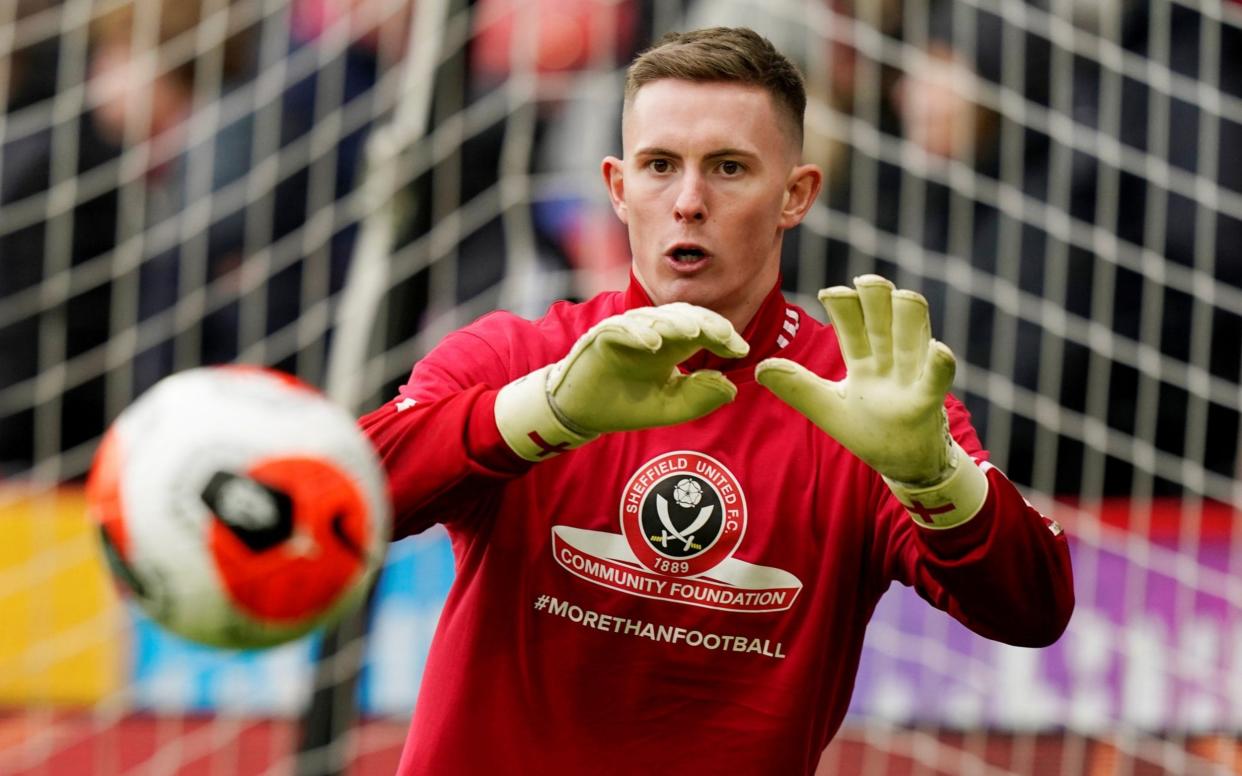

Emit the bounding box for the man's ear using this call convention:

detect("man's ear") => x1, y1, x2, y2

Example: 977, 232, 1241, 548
779, 163, 824, 229
601, 156, 628, 224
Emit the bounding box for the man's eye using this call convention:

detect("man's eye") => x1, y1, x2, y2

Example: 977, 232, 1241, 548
650, 159, 671, 173
720, 160, 742, 175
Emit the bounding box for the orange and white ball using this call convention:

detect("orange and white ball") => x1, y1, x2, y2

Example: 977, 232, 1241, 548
87, 367, 390, 649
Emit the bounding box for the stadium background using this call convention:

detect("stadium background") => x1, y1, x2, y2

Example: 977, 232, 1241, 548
1, 0, 1240, 773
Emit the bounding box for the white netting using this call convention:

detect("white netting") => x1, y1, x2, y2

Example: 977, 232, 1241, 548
1, 0, 1240, 774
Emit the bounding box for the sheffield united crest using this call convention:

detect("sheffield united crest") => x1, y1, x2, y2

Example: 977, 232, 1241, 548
621, 451, 745, 577
550, 451, 802, 613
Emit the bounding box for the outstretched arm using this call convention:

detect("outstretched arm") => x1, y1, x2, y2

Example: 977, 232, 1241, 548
756, 275, 1073, 646
365, 303, 748, 537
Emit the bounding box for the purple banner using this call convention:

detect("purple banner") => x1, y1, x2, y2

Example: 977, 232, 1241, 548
850, 530, 1242, 731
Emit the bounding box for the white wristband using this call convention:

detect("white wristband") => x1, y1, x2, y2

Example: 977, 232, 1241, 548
494, 365, 597, 462
882, 439, 989, 529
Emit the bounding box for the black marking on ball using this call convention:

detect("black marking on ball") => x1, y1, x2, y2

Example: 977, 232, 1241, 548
201, 471, 294, 552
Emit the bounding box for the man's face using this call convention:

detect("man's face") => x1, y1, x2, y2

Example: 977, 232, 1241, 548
602, 79, 821, 330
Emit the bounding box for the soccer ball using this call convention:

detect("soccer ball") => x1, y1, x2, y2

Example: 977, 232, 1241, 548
672, 478, 703, 509
86, 366, 390, 649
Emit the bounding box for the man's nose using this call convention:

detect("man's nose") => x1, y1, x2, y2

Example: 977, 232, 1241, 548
673, 173, 707, 223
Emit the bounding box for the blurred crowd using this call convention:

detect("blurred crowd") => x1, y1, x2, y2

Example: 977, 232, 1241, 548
2, 0, 1239, 497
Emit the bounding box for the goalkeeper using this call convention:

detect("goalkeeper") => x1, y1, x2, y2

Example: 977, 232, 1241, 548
363, 26, 1073, 775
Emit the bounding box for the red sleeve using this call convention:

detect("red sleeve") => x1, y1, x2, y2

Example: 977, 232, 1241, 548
877, 397, 1075, 647
360, 326, 534, 540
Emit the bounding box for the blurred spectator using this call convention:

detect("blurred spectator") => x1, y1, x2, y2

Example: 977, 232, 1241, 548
481, 0, 642, 310
360, 0, 645, 330
471, 0, 638, 85
292, 0, 415, 65
1, 0, 121, 473
885, 0, 1242, 495
88, 0, 376, 387
88, 0, 260, 390
476, 0, 642, 303
890, 41, 990, 161
1, 0, 382, 474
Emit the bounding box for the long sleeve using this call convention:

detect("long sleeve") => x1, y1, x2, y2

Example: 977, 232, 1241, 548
361, 385, 531, 539
359, 326, 534, 539
360, 294, 635, 540
877, 399, 1075, 647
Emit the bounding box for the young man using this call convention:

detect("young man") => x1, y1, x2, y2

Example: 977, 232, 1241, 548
363, 27, 1074, 775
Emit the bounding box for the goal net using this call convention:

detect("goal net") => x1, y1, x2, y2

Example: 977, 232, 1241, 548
1, 0, 1239, 774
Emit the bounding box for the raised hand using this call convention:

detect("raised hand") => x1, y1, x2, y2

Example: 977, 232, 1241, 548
755, 275, 987, 527
495, 303, 748, 461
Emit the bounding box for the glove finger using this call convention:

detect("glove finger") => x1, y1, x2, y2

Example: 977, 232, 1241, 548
590, 317, 664, 360
620, 307, 707, 368
631, 304, 749, 361
627, 305, 695, 334
658, 369, 737, 424
854, 275, 895, 372
754, 357, 846, 435
670, 303, 749, 359
818, 287, 870, 366
923, 339, 957, 399
891, 289, 931, 384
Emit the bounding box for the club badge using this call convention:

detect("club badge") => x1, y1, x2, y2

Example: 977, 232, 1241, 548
621, 451, 745, 577
551, 451, 802, 613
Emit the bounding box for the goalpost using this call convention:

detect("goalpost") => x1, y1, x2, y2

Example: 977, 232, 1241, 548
1, 0, 1240, 774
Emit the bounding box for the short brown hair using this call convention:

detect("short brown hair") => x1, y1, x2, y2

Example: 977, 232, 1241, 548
624, 27, 806, 146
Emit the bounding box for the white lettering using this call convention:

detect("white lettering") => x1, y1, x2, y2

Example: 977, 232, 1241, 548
534, 594, 786, 659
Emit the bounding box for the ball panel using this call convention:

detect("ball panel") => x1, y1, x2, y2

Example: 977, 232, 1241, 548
208, 456, 370, 623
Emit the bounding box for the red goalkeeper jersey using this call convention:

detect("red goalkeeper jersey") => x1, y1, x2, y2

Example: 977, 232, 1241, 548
362, 278, 1074, 776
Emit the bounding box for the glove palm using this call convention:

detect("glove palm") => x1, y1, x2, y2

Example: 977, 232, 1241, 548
756, 275, 987, 527
756, 276, 953, 484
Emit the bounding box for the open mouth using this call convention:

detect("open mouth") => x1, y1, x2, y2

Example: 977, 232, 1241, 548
668, 247, 708, 263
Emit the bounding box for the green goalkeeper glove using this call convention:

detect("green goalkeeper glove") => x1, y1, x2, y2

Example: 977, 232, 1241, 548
494, 303, 749, 461
755, 275, 988, 529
